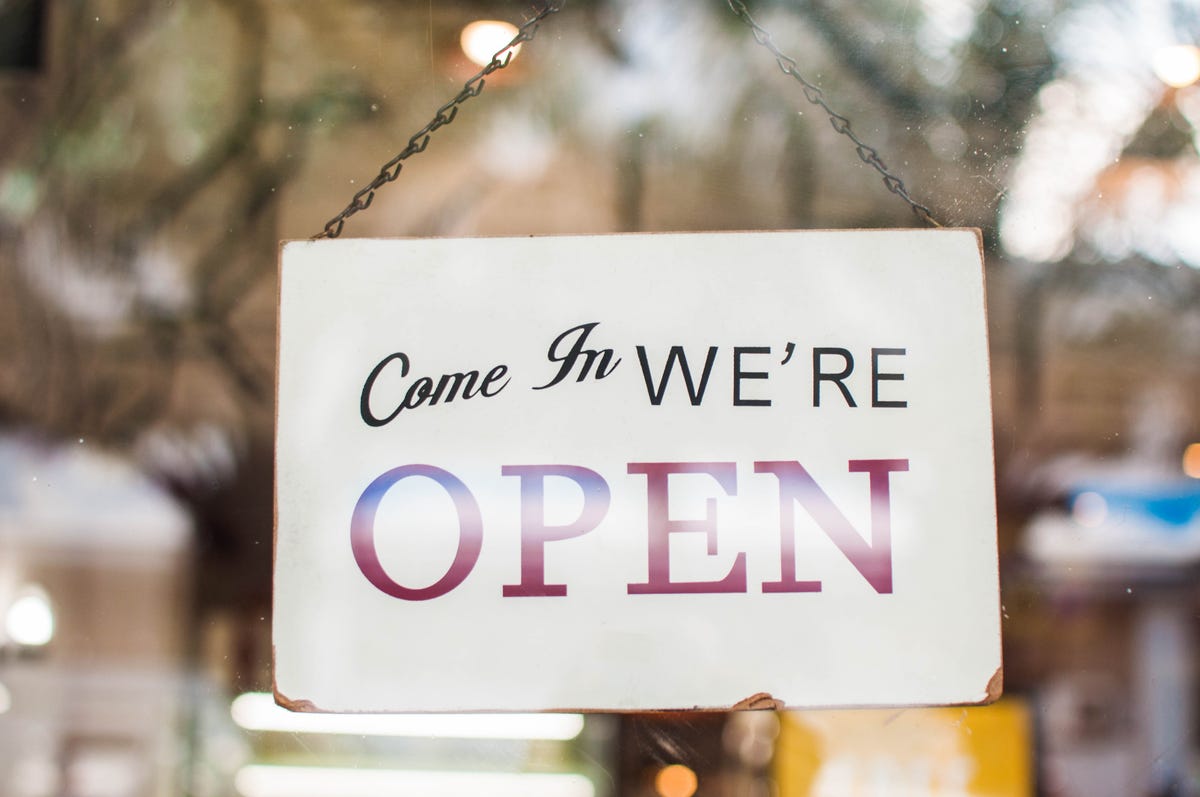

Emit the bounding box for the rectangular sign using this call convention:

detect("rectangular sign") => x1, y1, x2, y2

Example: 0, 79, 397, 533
274, 230, 1001, 712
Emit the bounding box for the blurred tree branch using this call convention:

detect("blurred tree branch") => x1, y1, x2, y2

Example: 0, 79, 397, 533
796, 0, 936, 115
0, 0, 376, 451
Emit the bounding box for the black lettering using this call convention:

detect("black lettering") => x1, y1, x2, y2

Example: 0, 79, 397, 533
871, 348, 907, 408
813, 348, 856, 407
403, 376, 434, 410
361, 353, 508, 424
733, 346, 771, 407
481, 364, 511, 396
533, 322, 622, 390
429, 371, 480, 404
636, 346, 718, 406
360, 352, 409, 427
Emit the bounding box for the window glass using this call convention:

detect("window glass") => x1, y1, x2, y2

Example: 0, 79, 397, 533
2, 1, 1199, 795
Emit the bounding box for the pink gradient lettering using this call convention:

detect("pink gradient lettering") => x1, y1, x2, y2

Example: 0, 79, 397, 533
352, 459, 909, 600
501, 465, 611, 597
754, 458, 909, 594
350, 464, 483, 601
626, 461, 748, 595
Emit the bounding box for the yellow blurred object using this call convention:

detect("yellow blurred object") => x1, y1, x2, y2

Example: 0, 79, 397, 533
654, 764, 698, 797
774, 700, 1032, 796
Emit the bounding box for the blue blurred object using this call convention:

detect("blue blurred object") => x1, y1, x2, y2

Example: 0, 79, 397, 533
1070, 483, 1200, 532
1025, 475, 1200, 569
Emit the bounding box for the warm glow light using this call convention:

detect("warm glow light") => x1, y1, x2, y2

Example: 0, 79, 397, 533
230, 692, 584, 740
234, 765, 594, 797
1153, 44, 1200, 88
5, 587, 54, 647
461, 20, 521, 68
654, 764, 699, 797
1072, 491, 1108, 528
1184, 443, 1200, 479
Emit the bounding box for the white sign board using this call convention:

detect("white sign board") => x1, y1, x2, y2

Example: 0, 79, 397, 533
274, 230, 1001, 713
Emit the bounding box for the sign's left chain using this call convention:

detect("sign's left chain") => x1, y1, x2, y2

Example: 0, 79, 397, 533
314, 1, 565, 240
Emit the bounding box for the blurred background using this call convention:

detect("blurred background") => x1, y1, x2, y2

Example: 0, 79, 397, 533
2, 0, 1200, 794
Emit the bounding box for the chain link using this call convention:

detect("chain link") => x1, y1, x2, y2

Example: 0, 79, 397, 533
314, 1, 565, 239
314, 0, 939, 238
726, 0, 940, 227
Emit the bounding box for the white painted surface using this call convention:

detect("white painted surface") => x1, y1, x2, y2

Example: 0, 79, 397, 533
274, 230, 1000, 712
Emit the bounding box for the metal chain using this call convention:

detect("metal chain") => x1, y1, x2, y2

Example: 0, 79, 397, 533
314, 0, 939, 238
314, 1, 565, 239
726, 0, 940, 227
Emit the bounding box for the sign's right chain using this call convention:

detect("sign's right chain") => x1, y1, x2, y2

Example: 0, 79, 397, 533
726, 0, 941, 227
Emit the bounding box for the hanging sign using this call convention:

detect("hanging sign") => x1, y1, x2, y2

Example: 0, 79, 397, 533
273, 230, 1001, 713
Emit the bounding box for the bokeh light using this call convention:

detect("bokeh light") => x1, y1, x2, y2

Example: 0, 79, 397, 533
5, 587, 54, 647
654, 764, 698, 797
460, 20, 521, 68
1072, 491, 1109, 528
1184, 443, 1200, 479
1152, 44, 1200, 89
